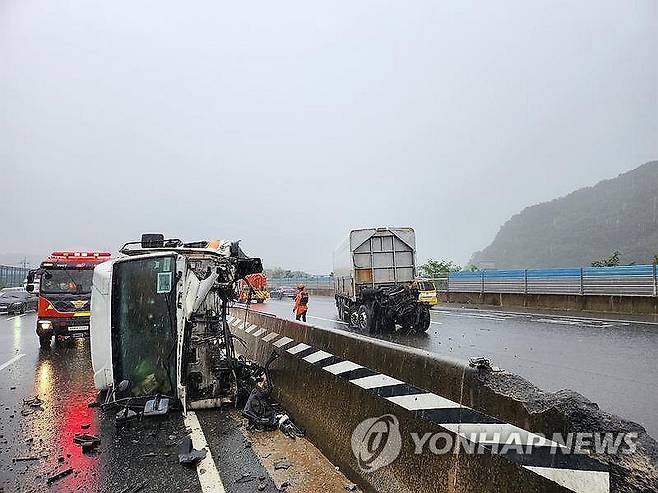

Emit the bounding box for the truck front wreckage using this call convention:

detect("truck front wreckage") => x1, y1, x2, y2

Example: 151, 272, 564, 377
89, 234, 269, 414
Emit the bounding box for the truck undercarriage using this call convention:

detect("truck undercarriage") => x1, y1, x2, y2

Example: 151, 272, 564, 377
336, 284, 431, 334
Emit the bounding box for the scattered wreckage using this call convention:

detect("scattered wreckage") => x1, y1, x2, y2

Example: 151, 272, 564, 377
89, 234, 299, 435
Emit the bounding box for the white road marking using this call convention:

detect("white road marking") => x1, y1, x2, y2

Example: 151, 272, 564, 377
5, 314, 29, 321
0, 354, 26, 371
323, 360, 362, 375
387, 392, 457, 410
350, 374, 403, 389
430, 321, 443, 325
262, 332, 279, 342
183, 411, 226, 493
456, 307, 658, 326
253, 328, 267, 337
523, 466, 609, 493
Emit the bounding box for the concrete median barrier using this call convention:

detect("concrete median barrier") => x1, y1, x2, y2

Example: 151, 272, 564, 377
443, 291, 658, 317
228, 307, 657, 493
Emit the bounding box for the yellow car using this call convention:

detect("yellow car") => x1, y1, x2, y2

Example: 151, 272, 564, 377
416, 279, 438, 306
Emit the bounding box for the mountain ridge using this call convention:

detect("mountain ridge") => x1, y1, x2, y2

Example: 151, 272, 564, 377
470, 161, 658, 268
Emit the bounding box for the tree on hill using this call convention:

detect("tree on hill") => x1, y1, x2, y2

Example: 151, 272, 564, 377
591, 251, 621, 267
418, 259, 462, 278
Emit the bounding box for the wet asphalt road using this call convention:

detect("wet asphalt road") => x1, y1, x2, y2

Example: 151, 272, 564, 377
251, 296, 658, 439
0, 312, 283, 493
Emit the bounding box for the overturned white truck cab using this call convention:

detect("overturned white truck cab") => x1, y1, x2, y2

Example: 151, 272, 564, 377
90, 234, 263, 411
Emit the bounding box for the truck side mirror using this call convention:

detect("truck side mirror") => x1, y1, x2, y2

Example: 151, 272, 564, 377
25, 270, 36, 291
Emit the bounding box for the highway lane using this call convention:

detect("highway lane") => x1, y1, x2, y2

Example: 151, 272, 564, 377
249, 296, 658, 439
0, 312, 352, 492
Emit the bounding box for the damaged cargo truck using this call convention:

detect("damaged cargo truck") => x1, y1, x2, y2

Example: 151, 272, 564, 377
90, 234, 263, 411
334, 227, 431, 333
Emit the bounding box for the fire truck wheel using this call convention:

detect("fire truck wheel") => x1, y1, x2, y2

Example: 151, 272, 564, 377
39, 336, 51, 349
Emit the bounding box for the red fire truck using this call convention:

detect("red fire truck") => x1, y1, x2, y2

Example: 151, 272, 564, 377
238, 272, 270, 303
27, 251, 111, 348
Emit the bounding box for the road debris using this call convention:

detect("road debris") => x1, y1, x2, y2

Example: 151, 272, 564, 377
468, 357, 502, 372
21, 396, 44, 416
178, 436, 207, 466
13, 456, 39, 462
273, 459, 291, 470
242, 357, 304, 439
73, 433, 101, 452
46, 467, 73, 485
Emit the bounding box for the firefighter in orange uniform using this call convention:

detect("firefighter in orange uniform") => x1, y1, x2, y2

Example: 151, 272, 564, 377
293, 284, 309, 322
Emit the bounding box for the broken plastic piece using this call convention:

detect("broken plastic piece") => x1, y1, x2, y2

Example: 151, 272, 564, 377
178, 436, 207, 465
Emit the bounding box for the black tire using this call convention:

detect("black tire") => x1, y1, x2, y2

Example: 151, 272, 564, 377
39, 336, 51, 349
358, 304, 374, 333
20, 304, 26, 315
414, 305, 431, 333
349, 310, 359, 328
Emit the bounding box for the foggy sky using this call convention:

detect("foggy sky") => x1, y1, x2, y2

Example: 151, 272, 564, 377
1, 0, 656, 273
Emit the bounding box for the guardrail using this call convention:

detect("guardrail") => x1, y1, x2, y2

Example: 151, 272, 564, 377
268, 276, 333, 289
449, 264, 658, 297
0, 265, 29, 289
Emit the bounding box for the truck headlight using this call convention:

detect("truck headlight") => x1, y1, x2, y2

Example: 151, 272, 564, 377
38, 320, 53, 331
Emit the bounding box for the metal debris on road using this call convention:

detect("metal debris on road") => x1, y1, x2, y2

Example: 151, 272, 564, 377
46, 467, 73, 484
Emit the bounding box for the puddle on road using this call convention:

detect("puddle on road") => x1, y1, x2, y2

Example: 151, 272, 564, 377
2, 338, 101, 492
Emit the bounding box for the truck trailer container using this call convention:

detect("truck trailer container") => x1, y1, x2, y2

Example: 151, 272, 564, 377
333, 227, 431, 333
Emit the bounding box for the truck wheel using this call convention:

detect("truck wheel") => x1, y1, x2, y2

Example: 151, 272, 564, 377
349, 310, 359, 328
39, 336, 51, 349
414, 306, 431, 333
358, 305, 373, 332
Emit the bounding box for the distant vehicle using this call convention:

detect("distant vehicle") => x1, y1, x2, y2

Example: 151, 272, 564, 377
269, 287, 284, 300
415, 279, 438, 306
282, 287, 297, 298
0, 287, 36, 315
27, 251, 112, 348
239, 273, 270, 303
334, 227, 431, 333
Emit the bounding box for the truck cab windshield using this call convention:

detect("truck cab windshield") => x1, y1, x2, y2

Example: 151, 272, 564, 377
41, 269, 94, 294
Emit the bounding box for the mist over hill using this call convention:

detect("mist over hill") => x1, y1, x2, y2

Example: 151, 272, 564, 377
470, 161, 658, 269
